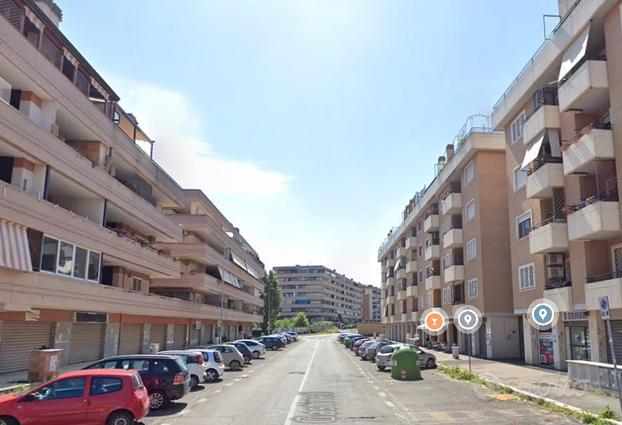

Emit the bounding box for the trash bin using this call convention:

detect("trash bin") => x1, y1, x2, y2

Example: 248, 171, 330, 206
452, 344, 460, 359
391, 346, 421, 381
29, 348, 62, 383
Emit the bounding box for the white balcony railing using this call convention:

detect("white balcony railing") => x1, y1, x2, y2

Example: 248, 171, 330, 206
526, 162, 564, 199
559, 60, 609, 113
442, 229, 463, 249
523, 105, 560, 146
568, 201, 620, 241
563, 128, 614, 175
441, 193, 462, 216
529, 222, 569, 254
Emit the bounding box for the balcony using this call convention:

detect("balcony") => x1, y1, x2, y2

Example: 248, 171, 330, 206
396, 289, 406, 300
425, 275, 441, 291
401, 313, 408, 323
563, 128, 614, 175
405, 236, 417, 251
385, 258, 395, 268
523, 105, 560, 145
410, 312, 418, 322
396, 268, 407, 280
424, 214, 439, 232
424, 245, 440, 261
405, 260, 417, 274
442, 229, 463, 249
568, 201, 620, 240
526, 162, 564, 199
441, 193, 462, 216
386, 295, 395, 304
396, 247, 407, 258
585, 275, 622, 311
385, 277, 395, 287
543, 286, 573, 312
529, 221, 569, 254
559, 61, 609, 113
444, 265, 464, 283
406, 285, 418, 297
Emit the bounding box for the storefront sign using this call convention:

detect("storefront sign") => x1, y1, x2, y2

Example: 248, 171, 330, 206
25, 309, 40, 321
563, 311, 588, 321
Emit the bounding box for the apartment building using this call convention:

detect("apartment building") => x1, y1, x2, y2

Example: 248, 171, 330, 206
378, 116, 520, 359
490, 0, 622, 370
274, 265, 364, 323
0, 0, 264, 374
362, 285, 381, 322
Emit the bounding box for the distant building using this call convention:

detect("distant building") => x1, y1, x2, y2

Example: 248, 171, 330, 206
274, 265, 364, 323
362, 285, 381, 322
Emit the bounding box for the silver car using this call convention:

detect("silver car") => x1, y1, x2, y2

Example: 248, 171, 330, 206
375, 344, 436, 371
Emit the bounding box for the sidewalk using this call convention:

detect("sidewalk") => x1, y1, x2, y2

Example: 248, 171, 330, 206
0, 360, 92, 391
435, 350, 622, 417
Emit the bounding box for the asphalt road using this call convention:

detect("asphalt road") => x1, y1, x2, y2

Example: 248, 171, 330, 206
142, 334, 579, 425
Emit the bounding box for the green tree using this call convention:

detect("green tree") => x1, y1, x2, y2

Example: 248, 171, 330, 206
262, 270, 282, 333
292, 312, 310, 328
337, 313, 345, 324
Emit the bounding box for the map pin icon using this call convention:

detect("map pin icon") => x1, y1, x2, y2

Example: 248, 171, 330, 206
464, 314, 472, 325
538, 308, 547, 320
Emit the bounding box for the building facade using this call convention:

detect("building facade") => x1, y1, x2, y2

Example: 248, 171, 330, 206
362, 285, 381, 322
378, 117, 520, 359
0, 0, 264, 374
274, 265, 364, 323
491, 0, 622, 370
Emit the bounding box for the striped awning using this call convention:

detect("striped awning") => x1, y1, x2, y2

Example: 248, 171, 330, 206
0, 220, 32, 272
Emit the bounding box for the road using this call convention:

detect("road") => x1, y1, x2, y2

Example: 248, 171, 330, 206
143, 334, 578, 424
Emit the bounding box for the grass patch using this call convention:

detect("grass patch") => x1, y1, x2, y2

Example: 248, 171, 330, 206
0, 383, 30, 396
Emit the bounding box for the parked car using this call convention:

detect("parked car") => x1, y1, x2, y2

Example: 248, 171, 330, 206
285, 331, 298, 341
258, 336, 285, 350
279, 332, 294, 343
414, 347, 437, 369
235, 339, 266, 359
0, 369, 149, 425
227, 342, 253, 364
375, 344, 437, 370
350, 337, 368, 351
85, 354, 190, 410
357, 340, 375, 357
342, 334, 362, 347
158, 350, 207, 389
206, 344, 245, 371
272, 333, 288, 344
363, 340, 394, 361
188, 349, 226, 382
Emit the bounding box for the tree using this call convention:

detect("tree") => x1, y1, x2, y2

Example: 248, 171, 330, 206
262, 270, 282, 333
337, 313, 345, 324
292, 312, 310, 328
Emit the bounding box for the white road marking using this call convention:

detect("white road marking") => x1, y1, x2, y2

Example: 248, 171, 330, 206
386, 401, 395, 408
197, 397, 206, 403
214, 389, 222, 393
283, 340, 320, 425
225, 383, 233, 387
378, 392, 386, 398
234, 378, 241, 382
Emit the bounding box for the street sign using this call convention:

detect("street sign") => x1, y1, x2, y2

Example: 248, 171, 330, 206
599, 296, 611, 320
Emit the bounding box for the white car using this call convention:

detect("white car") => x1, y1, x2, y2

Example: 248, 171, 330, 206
190, 349, 226, 382
158, 350, 207, 389
235, 339, 266, 359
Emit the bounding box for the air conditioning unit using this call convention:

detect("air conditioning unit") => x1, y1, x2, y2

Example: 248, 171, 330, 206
545, 253, 564, 266
547, 267, 565, 279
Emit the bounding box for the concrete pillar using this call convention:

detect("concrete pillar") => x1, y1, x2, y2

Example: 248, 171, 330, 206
103, 322, 120, 357
53, 322, 72, 366
523, 316, 538, 365
141, 324, 151, 354
165, 324, 175, 350
588, 313, 608, 363
553, 323, 567, 371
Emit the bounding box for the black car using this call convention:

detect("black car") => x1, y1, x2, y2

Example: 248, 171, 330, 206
84, 354, 190, 410
228, 342, 253, 363
257, 336, 285, 350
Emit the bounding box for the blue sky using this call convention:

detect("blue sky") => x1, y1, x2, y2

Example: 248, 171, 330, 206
58, 0, 557, 285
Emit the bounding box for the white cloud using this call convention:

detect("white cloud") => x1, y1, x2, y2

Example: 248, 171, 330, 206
109, 76, 291, 196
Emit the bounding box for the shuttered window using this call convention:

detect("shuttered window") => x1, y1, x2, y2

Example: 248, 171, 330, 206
0, 322, 53, 373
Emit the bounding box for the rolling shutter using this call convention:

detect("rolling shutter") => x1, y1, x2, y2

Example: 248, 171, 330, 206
0, 322, 53, 373
173, 325, 187, 349
607, 320, 622, 364
201, 325, 213, 345
118, 324, 142, 355
69, 323, 104, 364
189, 327, 199, 347
150, 324, 167, 351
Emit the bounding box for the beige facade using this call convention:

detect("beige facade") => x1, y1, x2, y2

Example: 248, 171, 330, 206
0, 0, 263, 374
362, 285, 381, 322
274, 265, 364, 323
378, 119, 519, 359
492, 0, 622, 370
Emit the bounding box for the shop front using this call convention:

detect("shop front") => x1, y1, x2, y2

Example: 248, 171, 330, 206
563, 312, 590, 362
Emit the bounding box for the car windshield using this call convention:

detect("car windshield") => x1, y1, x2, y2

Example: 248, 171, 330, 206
380, 346, 395, 354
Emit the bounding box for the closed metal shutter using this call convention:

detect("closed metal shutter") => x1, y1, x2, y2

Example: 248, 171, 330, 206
189, 327, 199, 347
173, 325, 187, 349
201, 326, 212, 345
608, 320, 622, 363
0, 322, 53, 373
69, 323, 104, 364
150, 324, 167, 351
118, 324, 142, 355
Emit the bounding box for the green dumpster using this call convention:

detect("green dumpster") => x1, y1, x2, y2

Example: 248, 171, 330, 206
390, 346, 421, 381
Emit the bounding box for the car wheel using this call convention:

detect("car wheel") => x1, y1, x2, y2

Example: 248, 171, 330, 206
0, 417, 18, 425
252, 351, 260, 359
205, 368, 218, 382
230, 360, 241, 371
244, 355, 251, 363
149, 390, 168, 410
271, 346, 277, 351
426, 358, 436, 369
106, 410, 134, 425
377, 366, 386, 371
190, 374, 199, 389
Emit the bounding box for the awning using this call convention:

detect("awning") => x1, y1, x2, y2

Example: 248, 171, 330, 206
521, 134, 544, 170
246, 266, 261, 280
231, 252, 248, 272
0, 220, 32, 272
559, 25, 590, 82
393, 258, 402, 272
548, 129, 561, 158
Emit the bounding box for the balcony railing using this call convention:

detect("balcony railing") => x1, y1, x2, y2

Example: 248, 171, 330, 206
545, 280, 572, 291
587, 270, 622, 284
566, 193, 619, 214
562, 121, 612, 150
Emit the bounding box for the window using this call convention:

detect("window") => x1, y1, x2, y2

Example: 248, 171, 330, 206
519, 263, 536, 291
514, 166, 528, 191
57, 241, 74, 275
465, 200, 475, 222
40, 236, 58, 272
32, 377, 86, 400
131, 277, 142, 292
40, 235, 101, 282
516, 211, 532, 239
464, 161, 475, 185
90, 377, 123, 396
442, 287, 452, 304
73, 247, 87, 279
466, 238, 477, 261
511, 111, 526, 143
87, 251, 101, 282
467, 278, 478, 298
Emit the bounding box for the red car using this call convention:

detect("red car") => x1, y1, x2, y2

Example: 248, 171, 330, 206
0, 369, 149, 425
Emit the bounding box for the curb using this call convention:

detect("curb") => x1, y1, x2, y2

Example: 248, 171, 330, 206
0, 384, 30, 395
